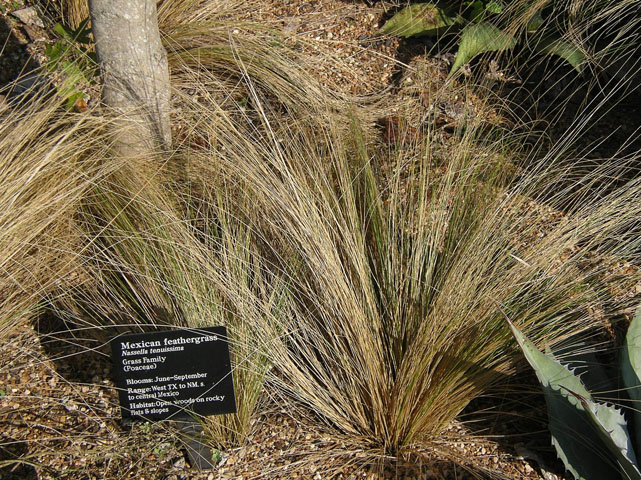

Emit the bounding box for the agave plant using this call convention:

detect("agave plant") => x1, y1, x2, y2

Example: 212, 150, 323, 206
510, 305, 641, 480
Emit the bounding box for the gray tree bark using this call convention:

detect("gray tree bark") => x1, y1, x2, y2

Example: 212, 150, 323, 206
89, 0, 171, 152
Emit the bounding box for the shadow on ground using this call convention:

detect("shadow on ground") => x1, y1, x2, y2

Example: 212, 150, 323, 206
0, 14, 37, 89
0, 442, 38, 480
33, 310, 114, 387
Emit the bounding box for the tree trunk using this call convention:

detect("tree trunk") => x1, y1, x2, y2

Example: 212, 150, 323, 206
89, 0, 171, 153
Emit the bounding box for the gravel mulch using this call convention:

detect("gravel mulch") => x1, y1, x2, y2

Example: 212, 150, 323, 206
1, 314, 554, 479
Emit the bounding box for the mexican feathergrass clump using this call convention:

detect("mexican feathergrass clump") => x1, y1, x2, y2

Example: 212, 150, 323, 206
0, 89, 116, 340
42, 0, 369, 448
48, 136, 281, 447
200, 80, 641, 455
0, 87, 279, 448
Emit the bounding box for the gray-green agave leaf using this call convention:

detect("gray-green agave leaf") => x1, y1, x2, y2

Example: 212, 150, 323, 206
566, 388, 641, 480
621, 305, 641, 453
509, 321, 639, 480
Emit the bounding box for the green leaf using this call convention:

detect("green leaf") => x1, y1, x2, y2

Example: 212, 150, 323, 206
622, 305, 641, 451
55, 60, 88, 108
211, 448, 223, 464
73, 18, 92, 42
509, 321, 624, 480
532, 36, 585, 73
380, 3, 462, 37
450, 22, 516, 74
468, 1, 485, 22
75, 33, 92, 45
485, 0, 505, 14
60, 60, 87, 84
527, 11, 544, 32
64, 91, 84, 111
509, 321, 592, 402
54, 23, 75, 42
44, 43, 61, 62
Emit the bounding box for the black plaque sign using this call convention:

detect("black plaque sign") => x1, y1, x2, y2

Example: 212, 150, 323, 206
111, 326, 236, 420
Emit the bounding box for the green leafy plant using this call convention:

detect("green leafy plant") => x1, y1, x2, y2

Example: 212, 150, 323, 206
380, 0, 586, 74
210, 448, 223, 464
2, 0, 24, 12
153, 443, 171, 457
44, 18, 96, 110
139, 422, 154, 434
509, 305, 641, 480
0, 2, 17, 14
0, 1, 25, 16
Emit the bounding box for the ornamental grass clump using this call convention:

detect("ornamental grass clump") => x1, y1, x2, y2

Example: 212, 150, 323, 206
198, 72, 641, 454
44, 0, 354, 448
0, 84, 113, 340
49, 148, 281, 446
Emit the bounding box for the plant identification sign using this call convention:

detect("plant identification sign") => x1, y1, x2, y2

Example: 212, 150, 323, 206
111, 326, 236, 420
